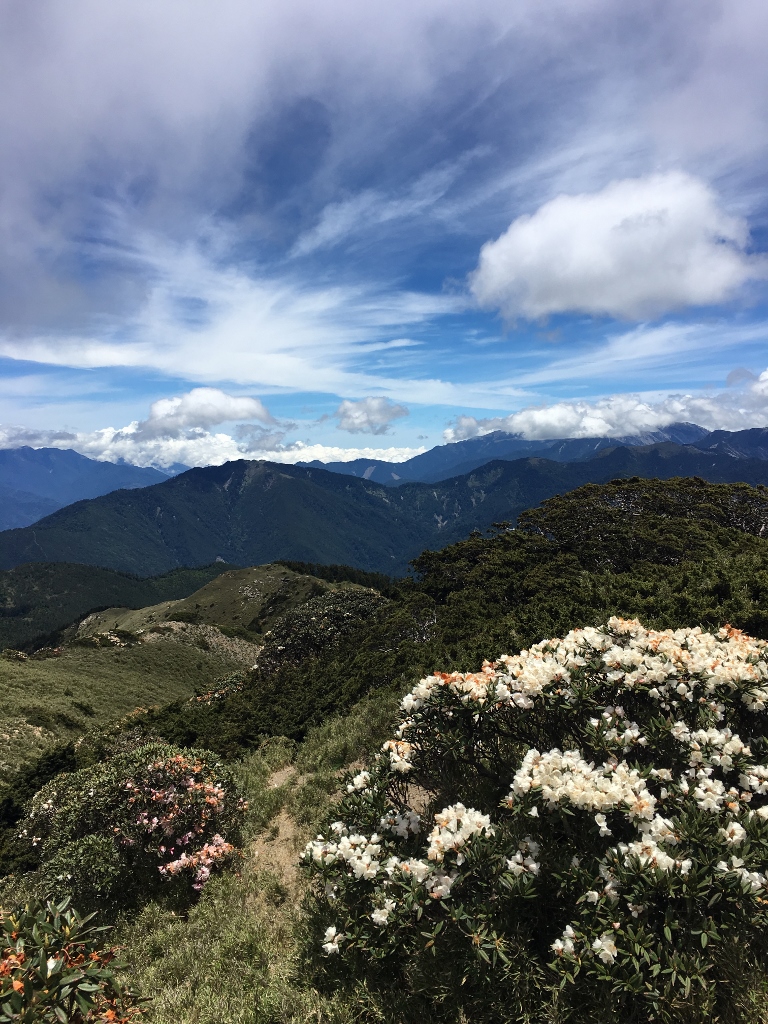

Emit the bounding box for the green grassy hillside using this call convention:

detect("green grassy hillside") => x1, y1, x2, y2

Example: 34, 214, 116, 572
77, 564, 343, 639
0, 563, 374, 774
0, 640, 248, 774
2, 446, 768, 576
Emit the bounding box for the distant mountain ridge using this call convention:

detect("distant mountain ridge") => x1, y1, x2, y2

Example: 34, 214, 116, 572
300, 424, 768, 485
0, 447, 169, 530
2, 441, 768, 577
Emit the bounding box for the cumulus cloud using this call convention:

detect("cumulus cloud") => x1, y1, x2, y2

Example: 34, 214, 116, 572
444, 371, 768, 441
470, 172, 766, 321
334, 396, 409, 435
131, 387, 273, 440
233, 423, 295, 453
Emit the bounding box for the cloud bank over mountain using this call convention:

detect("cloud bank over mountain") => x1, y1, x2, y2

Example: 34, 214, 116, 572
445, 373, 768, 442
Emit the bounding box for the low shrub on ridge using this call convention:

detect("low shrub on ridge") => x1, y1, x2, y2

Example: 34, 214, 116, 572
10, 743, 245, 914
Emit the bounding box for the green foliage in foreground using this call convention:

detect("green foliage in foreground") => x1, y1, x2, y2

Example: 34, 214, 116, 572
0, 898, 143, 1022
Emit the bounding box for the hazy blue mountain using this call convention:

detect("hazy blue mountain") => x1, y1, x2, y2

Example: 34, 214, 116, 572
2, 442, 768, 577
0, 447, 169, 528
300, 422, 713, 485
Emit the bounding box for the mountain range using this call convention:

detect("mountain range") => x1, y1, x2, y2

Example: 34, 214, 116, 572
2, 425, 767, 531
300, 424, 768, 484
2, 440, 768, 577
0, 447, 169, 530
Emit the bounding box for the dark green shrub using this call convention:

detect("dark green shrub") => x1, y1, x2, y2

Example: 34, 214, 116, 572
0, 898, 143, 1022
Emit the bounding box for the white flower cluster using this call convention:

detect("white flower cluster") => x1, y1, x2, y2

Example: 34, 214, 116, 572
506, 836, 541, 878
616, 835, 692, 875
592, 932, 618, 964
312, 620, 768, 965
589, 706, 647, 752
371, 898, 397, 926
304, 802, 490, 951
381, 737, 416, 773
510, 749, 656, 821
347, 770, 371, 793
552, 926, 619, 964
393, 619, 768, 725
716, 856, 768, 893
740, 765, 768, 795
426, 804, 494, 865
304, 828, 384, 880
322, 925, 343, 955
670, 723, 750, 768
380, 808, 421, 838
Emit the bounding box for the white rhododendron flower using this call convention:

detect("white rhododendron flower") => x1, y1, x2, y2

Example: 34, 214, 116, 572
371, 898, 396, 926
592, 933, 618, 964
322, 926, 343, 955
551, 924, 576, 955
427, 804, 494, 862
347, 770, 371, 793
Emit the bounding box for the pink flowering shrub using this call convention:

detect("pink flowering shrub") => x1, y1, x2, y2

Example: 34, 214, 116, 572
303, 618, 768, 1023
15, 743, 245, 913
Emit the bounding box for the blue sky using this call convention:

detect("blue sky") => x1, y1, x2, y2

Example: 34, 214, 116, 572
0, 0, 766, 469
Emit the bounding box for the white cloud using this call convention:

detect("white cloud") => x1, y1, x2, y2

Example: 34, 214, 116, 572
290, 155, 484, 257
444, 371, 768, 441
273, 443, 424, 464
470, 172, 766, 321
334, 396, 409, 435
0, 387, 422, 470
134, 387, 273, 439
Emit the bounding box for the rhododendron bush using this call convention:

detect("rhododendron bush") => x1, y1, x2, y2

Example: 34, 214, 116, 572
0, 898, 143, 1022
13, 743, 245, 912
303, 619, 768, 1023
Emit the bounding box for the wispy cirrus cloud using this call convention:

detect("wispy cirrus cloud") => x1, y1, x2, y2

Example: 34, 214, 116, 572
0, 1, 766, 461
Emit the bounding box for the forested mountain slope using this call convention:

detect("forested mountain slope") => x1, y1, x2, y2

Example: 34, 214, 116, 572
121, 477, 768, 756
